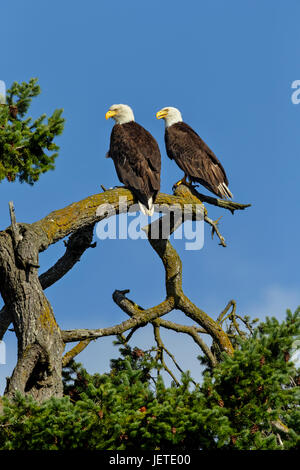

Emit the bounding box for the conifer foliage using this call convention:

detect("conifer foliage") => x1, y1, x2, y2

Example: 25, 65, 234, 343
0, 78, 64, 184
0, 309, 299, 450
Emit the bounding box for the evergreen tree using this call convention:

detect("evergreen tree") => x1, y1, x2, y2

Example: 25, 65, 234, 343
0, 309, 298, 450
0, 78, 64, 184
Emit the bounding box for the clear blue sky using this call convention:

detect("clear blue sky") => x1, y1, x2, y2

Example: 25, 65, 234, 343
0, 0, 299, 392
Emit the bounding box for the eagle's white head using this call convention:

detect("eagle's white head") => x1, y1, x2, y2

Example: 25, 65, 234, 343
105, 104, 135, 125
156, 106, 183, 128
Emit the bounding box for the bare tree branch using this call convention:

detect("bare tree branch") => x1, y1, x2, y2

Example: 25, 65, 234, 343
86, 210, 234, 357
153, 324, 180, 386
20, 185, 250, 252
204, 215, 226, 247
183, 184, 251, 214
143, 214, 235, 355
217, 300, 237, 323
0, 225, 96, 340
111, 286, 218, 367
8, 201, 23, 245
154, 318, 217, 368
39, 224, 95, 289
61, 295, 175, 343
62, 339, 92, 367
0, 185, 250, 399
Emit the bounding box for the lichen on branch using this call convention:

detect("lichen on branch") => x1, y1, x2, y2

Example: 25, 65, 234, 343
0, 181, 250, 399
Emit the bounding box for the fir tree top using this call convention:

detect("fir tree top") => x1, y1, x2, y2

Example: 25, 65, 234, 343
0, 78, 65, 184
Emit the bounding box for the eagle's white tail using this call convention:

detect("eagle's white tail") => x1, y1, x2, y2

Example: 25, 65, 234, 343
218, 182, 233, 199
139, 197, 155, 216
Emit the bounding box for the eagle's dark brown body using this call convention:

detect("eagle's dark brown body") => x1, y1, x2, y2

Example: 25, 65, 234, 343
108, 121, 161, 209
165, 122, 232, 199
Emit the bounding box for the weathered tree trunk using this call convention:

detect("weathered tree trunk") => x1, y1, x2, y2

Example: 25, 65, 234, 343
0, 187, 249, 402
0, 228, 64, 401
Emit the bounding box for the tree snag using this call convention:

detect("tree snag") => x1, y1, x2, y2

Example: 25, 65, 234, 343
0, 185, 250, 401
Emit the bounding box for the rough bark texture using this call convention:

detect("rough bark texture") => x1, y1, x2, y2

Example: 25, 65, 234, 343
0, 229, 64, 400
0, 185, 250, 402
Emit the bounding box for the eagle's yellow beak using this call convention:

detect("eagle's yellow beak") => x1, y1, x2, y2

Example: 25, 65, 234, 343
105, 109, 117, 120
156, 109, 168, 120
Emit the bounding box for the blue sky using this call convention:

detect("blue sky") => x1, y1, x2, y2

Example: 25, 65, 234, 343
0, 1, 299, 392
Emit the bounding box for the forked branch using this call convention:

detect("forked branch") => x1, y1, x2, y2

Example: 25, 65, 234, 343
1, 185, 250, 371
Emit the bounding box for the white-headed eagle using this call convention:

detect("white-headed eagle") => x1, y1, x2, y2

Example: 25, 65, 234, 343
106, 104, 161, 215
156, 106, 233, 199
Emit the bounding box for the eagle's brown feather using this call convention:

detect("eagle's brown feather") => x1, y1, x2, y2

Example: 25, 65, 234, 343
165, 122, 232, 199
108, 122, 161, 209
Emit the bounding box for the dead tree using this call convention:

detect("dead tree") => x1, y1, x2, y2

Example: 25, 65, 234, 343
0, 184, 250, 402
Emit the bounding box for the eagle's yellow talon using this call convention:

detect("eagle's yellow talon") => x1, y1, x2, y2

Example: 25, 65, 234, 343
172, 175, 190, 191
172, 179, 184, 191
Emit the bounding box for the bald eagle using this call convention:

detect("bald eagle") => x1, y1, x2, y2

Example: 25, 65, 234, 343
106, 104, 161, 216
156, 107, 233, 199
